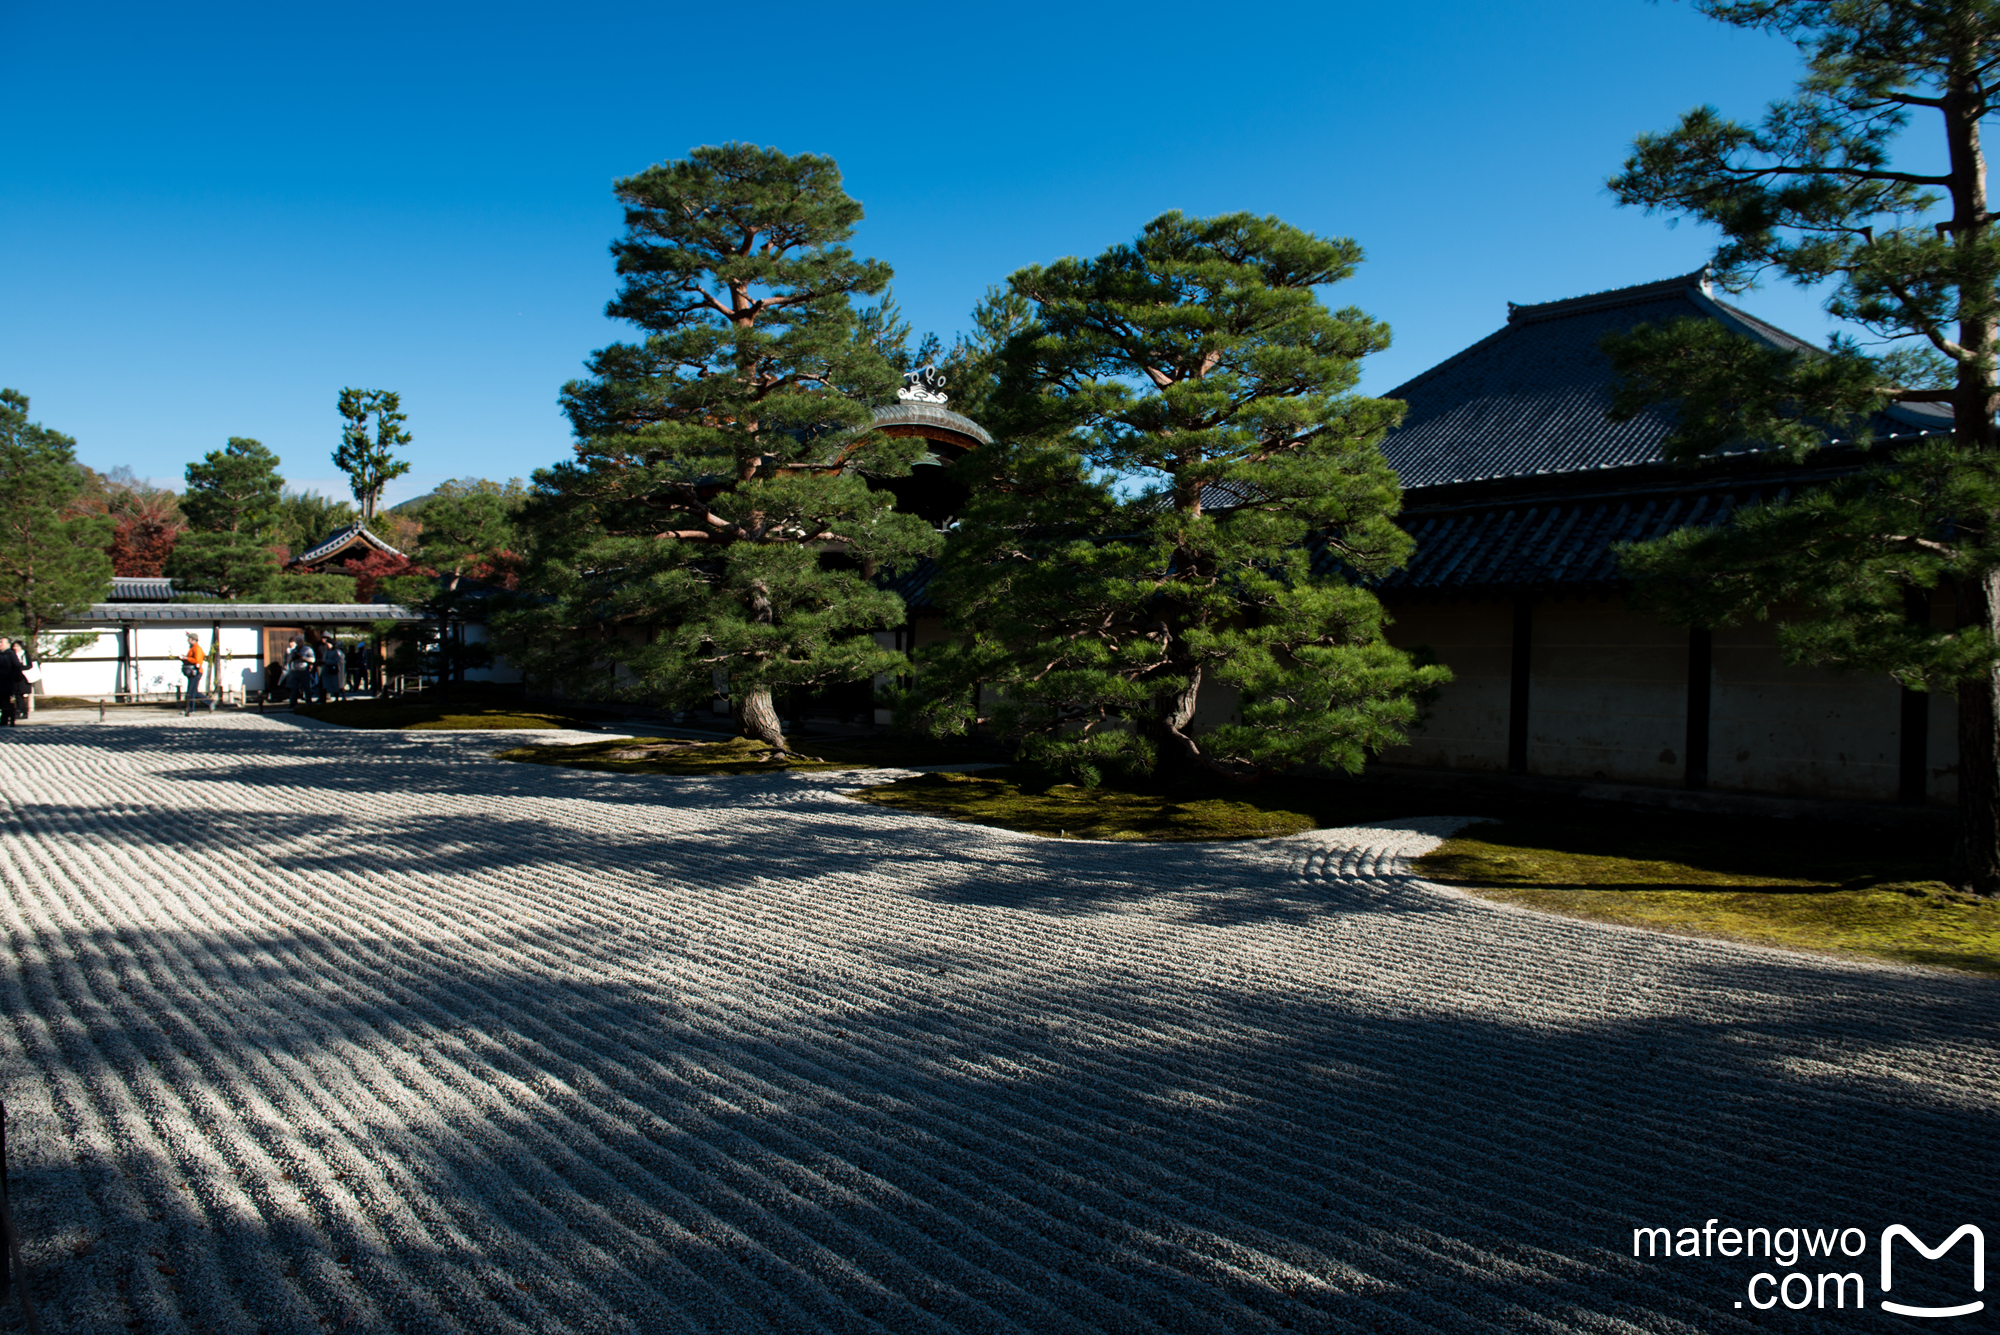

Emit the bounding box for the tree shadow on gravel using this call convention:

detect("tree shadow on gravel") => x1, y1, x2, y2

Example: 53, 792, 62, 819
0, 905, 1993, 1335
2, 716, 1996, 1332
21, 717, 1471, 930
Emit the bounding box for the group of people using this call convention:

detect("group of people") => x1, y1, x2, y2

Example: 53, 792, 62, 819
0, 638, 35, 725
278, 633, 371, 705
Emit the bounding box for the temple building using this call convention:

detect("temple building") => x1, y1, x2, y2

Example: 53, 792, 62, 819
288, 522, 407, 574
1365, 271, 1955, 806
877, 271, 1958, 808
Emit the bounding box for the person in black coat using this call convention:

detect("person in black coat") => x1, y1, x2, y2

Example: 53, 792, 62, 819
0, 639, 28, 726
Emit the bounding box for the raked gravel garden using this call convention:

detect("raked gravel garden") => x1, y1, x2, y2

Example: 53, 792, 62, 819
0, 710, 1992, 1334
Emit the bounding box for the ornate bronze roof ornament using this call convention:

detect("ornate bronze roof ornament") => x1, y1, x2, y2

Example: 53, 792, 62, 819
897, 365, 949, 405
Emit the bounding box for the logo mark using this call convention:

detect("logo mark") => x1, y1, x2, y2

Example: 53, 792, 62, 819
1881, 1225, 1985, 1318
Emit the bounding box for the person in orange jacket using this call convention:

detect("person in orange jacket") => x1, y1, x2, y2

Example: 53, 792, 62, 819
181, 633, 206, 713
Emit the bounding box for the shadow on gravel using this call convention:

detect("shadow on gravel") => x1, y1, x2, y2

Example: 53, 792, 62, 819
3, 717, 1996, 1332
3, 904, 1996, 1334
33, 718, 1463, 930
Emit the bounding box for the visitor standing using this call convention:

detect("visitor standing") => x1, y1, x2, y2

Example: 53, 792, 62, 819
318, 638, 344, 703
181, 633, 206, 713
0, 639, 26, 727
282, 638, 314, 706
14, 639, 34, 721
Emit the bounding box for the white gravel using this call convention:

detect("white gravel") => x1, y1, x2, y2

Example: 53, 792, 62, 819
0, 710, 1992, 1334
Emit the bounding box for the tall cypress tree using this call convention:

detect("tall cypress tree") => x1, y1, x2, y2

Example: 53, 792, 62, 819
511, 144, 938, 751
167, 437, 284, 600
0, 391, 113, 650
1604, 0, 2000, 895
899, 212, 1448, 783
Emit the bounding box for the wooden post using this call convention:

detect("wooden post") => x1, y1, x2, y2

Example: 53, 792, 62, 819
1685, 627, 1712, 790
1506, 596, 1532, 775
1900, 587, 1931, 804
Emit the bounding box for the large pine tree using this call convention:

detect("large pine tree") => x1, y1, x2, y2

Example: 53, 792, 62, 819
507, 145, 937, 751
899, 212, 1447, 783
1605, 0, 2000, 895
167, 438, 284, 600
0, 391, 114, 649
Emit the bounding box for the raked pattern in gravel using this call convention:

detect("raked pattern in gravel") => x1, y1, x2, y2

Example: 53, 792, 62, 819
0, 710, 1992, 1334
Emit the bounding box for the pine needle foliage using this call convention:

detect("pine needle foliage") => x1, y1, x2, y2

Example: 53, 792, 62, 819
1604, 0, 2000, 894
897, 212, 1448, 784
504, 145, 938, 750
0, 390, 113, 649
166, 437, 284, 601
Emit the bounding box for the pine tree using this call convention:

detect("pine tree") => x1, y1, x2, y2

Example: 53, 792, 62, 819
0, 391, 114, 649
509, 144, 938, 751
167, 437, 284, 600
898, 212, 1448, 783
1605, 0, 2000, 895
383, 490, 515, 696
334, 389, 414, 521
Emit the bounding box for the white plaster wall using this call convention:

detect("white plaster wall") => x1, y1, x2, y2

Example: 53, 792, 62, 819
1927, 688, 1960, 806
1527, 598, 1687, 786
458, 622, 522, 684
874, 617, 952, 724
1920, 586, 1962, 805
40, 626, 267, 698
1708, 613, 1904, 803
1378, 599, 1511, 771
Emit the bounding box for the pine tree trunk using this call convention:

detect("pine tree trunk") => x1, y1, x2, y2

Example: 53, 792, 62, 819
1956, 570, 2000, 897
1159, 665, 1203, 763
738, 686, 788, 753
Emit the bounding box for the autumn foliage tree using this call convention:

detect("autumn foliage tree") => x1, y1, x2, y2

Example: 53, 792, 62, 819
108, 487, 186, 577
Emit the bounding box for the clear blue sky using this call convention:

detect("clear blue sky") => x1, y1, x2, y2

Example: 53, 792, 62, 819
3, 0, 1829, 507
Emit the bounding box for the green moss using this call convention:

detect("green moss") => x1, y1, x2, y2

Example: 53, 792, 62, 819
852, 769, 1328, 841
499, 735, 860, 775
1416, 821, 1995, 975
849, 770, 1995, 974
292, 695, 606, 731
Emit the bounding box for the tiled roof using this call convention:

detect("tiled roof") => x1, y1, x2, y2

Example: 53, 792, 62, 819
1378, 271, 1952, 490
109, 577, 175, 602
293, 523, 405, 568
1352, 486, 1772, 593
871, 403, 993, 447
70, 603, 424, 626
878, 557, 944, 615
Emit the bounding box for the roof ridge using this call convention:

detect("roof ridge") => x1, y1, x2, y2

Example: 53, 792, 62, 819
1382, 270, 1711, 402
1506, 269, 1710, 325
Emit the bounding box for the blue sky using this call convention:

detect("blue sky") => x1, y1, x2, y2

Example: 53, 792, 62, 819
3, 0, 1830, 506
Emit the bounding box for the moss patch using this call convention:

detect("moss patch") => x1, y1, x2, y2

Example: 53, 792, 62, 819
849, 768, 1994, 974
499, 735, 861, 775
851, 768, 1351, 841
292, 697, 607, 731
1416, 820, 1996, 975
